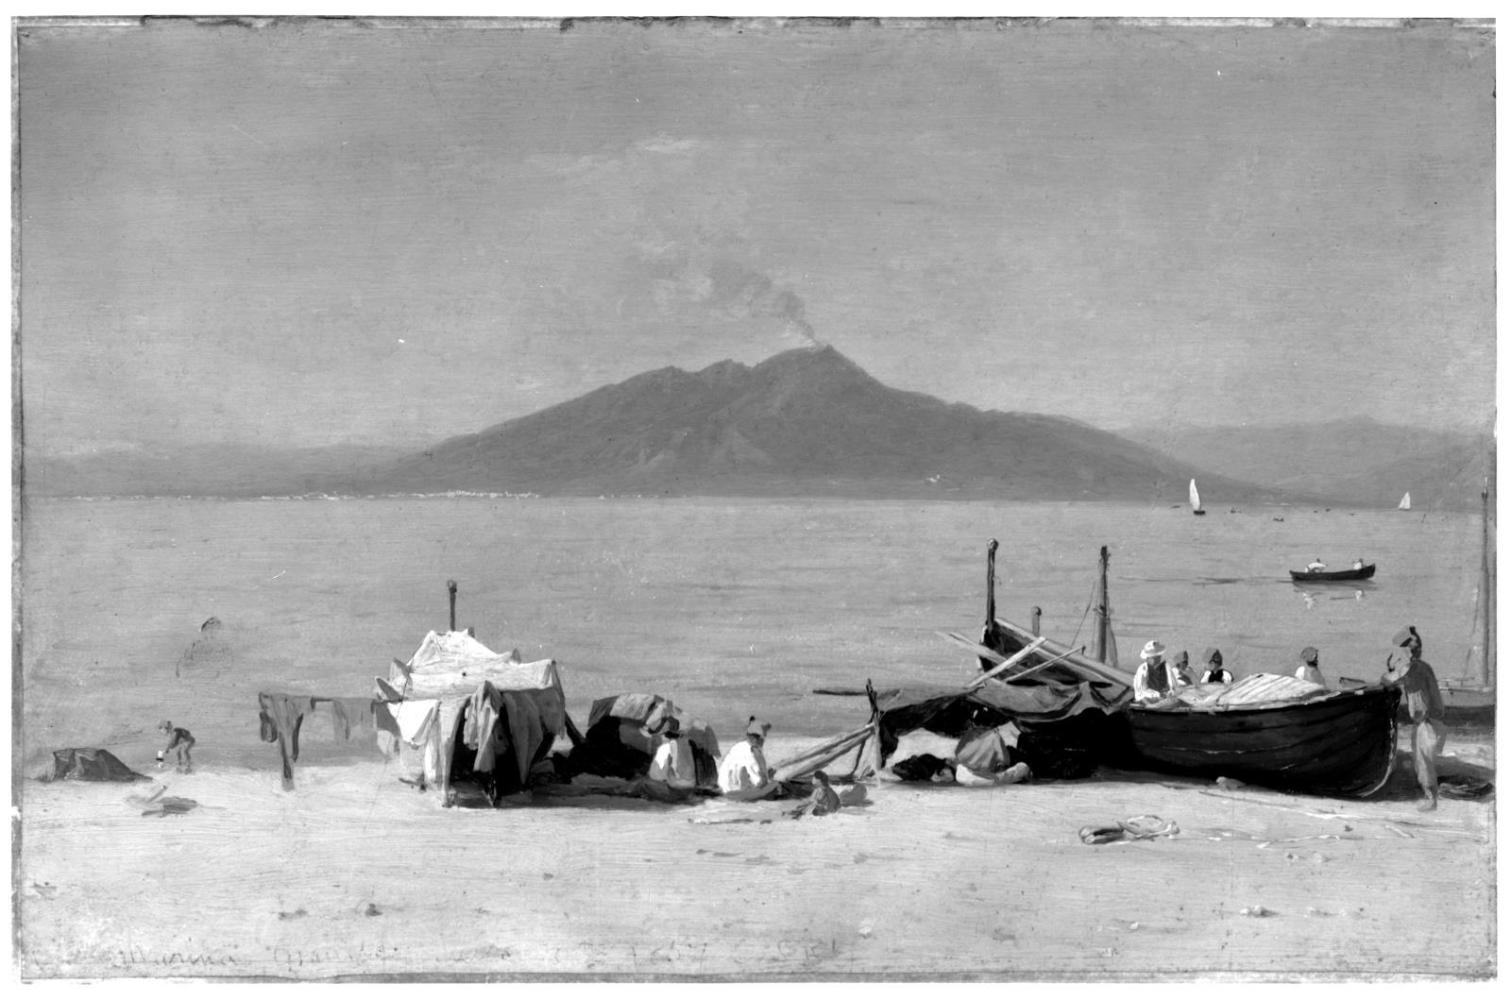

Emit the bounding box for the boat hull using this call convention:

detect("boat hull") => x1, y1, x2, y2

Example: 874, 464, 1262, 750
1289, 564, 1376, 582
1124, 685, 1401, 798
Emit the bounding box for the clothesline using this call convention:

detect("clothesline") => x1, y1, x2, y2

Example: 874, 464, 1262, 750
257, 691, 382, 790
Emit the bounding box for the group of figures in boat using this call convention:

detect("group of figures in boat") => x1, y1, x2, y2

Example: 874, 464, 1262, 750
964, 535, 1493, 808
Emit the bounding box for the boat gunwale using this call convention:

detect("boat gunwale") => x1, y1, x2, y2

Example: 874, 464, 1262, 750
1127, 685, 1387, 718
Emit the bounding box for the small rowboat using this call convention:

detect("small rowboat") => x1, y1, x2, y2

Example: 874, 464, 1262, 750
1289, 563, 1375, 582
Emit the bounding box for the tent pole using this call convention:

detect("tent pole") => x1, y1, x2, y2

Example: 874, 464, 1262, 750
865, 679, 884, 782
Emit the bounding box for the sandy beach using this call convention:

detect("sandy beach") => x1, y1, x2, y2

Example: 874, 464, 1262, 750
15, 730, 1495, 981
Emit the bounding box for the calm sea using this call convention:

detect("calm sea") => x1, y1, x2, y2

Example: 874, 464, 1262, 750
16, 496, 1488, 770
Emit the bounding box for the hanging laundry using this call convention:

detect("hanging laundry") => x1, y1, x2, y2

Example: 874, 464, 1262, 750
330, 697, 376, 741
257, 693, 317, 790
499, 689, 550, 786
462, 684, 503, 772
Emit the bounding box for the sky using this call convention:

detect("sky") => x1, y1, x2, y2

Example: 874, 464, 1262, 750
14, 16, 1498, 456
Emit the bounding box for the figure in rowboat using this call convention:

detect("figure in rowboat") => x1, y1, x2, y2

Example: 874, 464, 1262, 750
1294, 647, 1325, 688
1199, 648, 1232, 685
1132, 641, 1182, 703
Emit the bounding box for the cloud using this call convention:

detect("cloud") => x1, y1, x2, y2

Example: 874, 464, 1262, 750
635, 135, 708, 156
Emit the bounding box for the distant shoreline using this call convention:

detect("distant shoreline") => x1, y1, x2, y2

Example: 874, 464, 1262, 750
20, 491, 1466, 512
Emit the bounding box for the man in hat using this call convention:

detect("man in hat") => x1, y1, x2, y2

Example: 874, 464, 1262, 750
645, 715, 696, 791
718, 716, 777, 800
1307, 557, 1327, 572
1199, 648, 1232, 685
1295, 647, 1325, 687
1381, 626, 1446, 810
1132, 641, 1180, 703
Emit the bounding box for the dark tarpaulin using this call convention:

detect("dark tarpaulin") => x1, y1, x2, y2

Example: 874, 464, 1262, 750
878, 675, 1126, 731
875, 675, 1131, 778
569, 693, 721, 788
39, 748, 149, 783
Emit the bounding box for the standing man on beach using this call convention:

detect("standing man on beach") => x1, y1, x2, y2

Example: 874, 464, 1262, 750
1381, 626, 1446, 811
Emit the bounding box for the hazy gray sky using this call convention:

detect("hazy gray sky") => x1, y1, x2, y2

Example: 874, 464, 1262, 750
17, 17, 1496, 455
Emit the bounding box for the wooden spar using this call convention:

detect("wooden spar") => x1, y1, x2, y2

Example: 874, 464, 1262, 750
447, 579, 458, 633
992, 618, 1135, 687
770, 721, 876, 780
963, 637, 1048, 689
938, 631, 1088, 687
865, 678, 884, 779
982, 646, 1084, 687
773, 680, 884, 781
938, 630, 1015, 664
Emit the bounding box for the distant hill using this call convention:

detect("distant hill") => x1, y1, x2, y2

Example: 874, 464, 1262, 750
1121, 418, 1495, 510
23, 443, 405, 498
321, 346, 1293, 504
32, 347, 1398, 505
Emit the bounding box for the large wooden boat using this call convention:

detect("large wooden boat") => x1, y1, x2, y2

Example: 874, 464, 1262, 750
1123, 685, 1400, 797
980, 543, 1403, 797
1288, 563, 1376, 582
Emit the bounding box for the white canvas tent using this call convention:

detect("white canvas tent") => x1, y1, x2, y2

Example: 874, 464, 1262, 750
376, 630, 570, 802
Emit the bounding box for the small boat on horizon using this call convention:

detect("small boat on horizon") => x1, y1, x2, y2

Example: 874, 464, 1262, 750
1189, 478, 1205, 516
1398, 491, 1412, 511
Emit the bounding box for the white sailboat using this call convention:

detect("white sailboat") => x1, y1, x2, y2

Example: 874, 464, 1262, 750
1398, 491, 1412, 511
1443, 481, 1495, 725
1189, 478, 1205, 516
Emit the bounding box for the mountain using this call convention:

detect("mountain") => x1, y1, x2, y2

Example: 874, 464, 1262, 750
324, 346, 1292, 503
1121, 418, 1495, 510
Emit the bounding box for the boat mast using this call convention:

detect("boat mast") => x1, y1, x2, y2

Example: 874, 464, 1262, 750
1480, 480, 1494, 689
985, 538, 997, 627
1092, 545, 1117, 668
980, 539, 1003, 669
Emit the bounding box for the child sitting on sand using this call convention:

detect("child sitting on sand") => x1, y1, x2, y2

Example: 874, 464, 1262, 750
156, 721, 195, 773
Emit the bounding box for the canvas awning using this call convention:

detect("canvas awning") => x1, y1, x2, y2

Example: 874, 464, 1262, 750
375, 631, 571, 800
